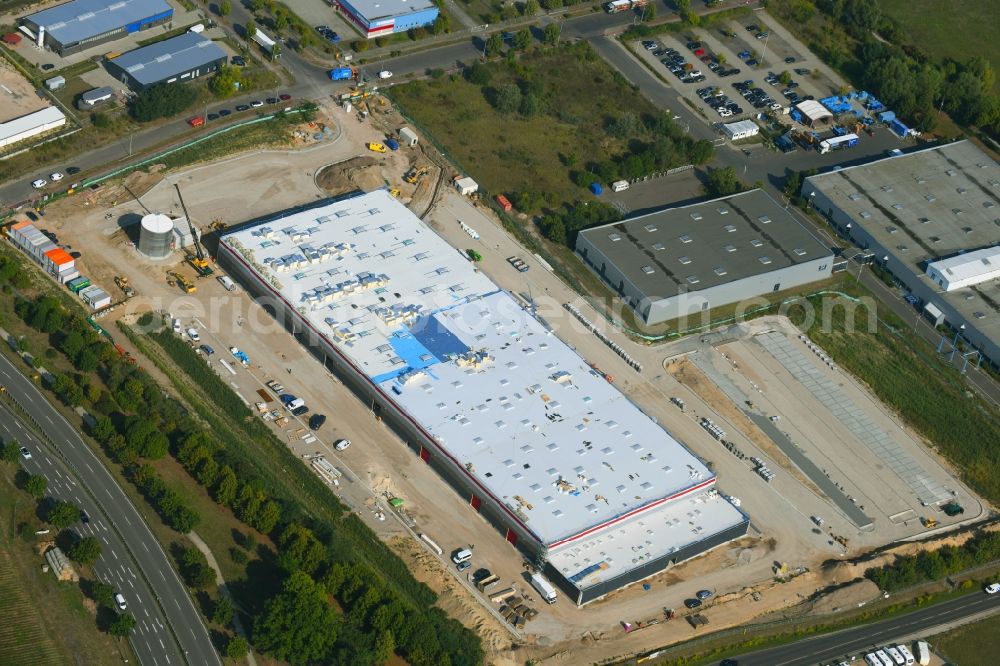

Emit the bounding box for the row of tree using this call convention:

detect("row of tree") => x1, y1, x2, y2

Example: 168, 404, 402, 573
780, 0, 1000, 135
866, 530, 1000, 592
5, 260, 481, 664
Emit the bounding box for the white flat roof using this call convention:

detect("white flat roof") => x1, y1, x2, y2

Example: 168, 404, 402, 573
0, 106, 65, 143
927, 247, 1000, 290
221, 190, 746, 581
722, 119, 758, 135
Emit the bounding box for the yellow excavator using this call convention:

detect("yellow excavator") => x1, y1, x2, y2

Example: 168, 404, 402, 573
114, 275, 134, 297
168, 271, 196, 294
404, 165, 429, 184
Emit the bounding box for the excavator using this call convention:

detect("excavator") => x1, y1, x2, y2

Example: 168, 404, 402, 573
174, 183, 213, 277
168, 271, 196, 294
114, 275, 134, 298
404, 165, 429, 184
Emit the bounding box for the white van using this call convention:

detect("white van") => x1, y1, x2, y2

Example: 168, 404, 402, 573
217, 275, 237, 292
188, 23, 205, 33
896, 645, 915, 666
611, 180, 629, 192
864, 654, 882, 666
451, 548, 472, 565
115, 593, 127, 610
875, 650, 893, 666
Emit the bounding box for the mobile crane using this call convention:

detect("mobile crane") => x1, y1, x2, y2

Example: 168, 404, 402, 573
174, 183, 213, 277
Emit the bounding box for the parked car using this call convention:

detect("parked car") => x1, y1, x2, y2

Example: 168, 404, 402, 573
265, 97, 279, 104
115, 593, 127, 611
279, 93, 291, 101
784, 56, 796, 63
684, 598, 702, 609
81, 510, 90, 524
231, 55, 246, 67
31, 179, 47, 189
218, 109, 232, 116
378, 70, 393, 79
41, 63, 55, 71
66, 166, 80, 175
207, 113, 219, 121
185, 327, 200, 342
696, 589, 713, 600
19, 446, 31, 460
457, 560, 472, 572
199, 344, 215, 356
308, 414, 326, 430
250, 100, 263, 108
236, 104, 250, 111
50, 172, 64, 181
986, 583, 1000, 594
334, 439, 351, 451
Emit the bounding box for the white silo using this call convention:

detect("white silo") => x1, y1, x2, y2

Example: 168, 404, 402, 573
138, 213, 174, 258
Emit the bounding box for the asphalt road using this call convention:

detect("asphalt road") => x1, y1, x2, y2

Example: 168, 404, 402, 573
0, 352, 221, 666
733, 590, 1000, 665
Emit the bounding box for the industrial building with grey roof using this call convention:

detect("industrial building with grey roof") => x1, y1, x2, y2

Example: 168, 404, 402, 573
576, 189, 834, 325
105, 31, 226, 90
804, 140, 1000, 368
20, 0, 173, 56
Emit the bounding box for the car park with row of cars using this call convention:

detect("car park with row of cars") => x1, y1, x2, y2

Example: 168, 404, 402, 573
189, 94, 292, 126
696, 86, 744, 118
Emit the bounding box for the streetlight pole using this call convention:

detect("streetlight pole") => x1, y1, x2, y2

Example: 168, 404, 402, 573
760, 32, 770, 67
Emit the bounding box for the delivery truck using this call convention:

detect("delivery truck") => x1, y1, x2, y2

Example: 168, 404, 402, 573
530, 573, 557, 604
329, 67, 356, 81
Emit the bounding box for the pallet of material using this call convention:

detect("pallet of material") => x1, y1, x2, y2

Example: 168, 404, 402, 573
523, 608, 539, 620
506, 596, 523, 607
256, 388, 272, 402
502, 608, 517, 622
489, 587, 515, 603
476, 574, 500, 592
513, 615, 526, 629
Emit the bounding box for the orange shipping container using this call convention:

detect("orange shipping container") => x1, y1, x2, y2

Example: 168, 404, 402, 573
495, 194, 512, 213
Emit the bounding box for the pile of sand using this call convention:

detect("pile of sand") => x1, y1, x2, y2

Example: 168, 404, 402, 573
315, 156, 382, 195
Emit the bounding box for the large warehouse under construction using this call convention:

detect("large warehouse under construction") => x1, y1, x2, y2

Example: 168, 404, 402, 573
218, 190, 749, 605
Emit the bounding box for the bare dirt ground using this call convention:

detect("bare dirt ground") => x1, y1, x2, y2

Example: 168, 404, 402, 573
24, 94, 992, 666
0, 59, 50, 122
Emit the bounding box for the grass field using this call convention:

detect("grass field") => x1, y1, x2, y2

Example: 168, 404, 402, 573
391, 42, 665, 209
879, 0, 1000, 93
932, 614, 1000, 665
0, 472, 127, 665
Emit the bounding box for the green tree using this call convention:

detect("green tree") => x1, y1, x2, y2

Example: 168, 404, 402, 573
522, 0, 539, 15
513, 28, 531, 51
214, 465, 239, 506
46, 500, 81, 529
275, 13, 288, 32
779, 70, 793, 85
131, 84, 199, 122
643, 1, 656, 21
109, 613, 136, 639
212, 595, 235, 625
246, 20, 258, 43
1, 440, 19, 464
219, 0, 231, 16
25, 473, 47, 499
254, 572, 339, 664
210, 66, 242, 98
485, 33, 504, 57
68, 536, 102, 565
89, 580, 115, 608
465, 62, 491, 85
250, 0, 267, 12
543, 22, 560, 46
520, 92, 540, 117
493, 83, 521, 114
227, 636, 250, 659
180, 547, 216, 589
278, 523, 327, 575
703, 166, 746, 197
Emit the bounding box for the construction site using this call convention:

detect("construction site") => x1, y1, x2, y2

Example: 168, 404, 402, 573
1, 88, 988, 665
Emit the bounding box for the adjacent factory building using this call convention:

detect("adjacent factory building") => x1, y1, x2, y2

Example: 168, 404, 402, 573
576, 189, 834, 325
804, 140, 1000, 368
335, 0, 438, 38
219, 190, 749, 605
19, 0, 173, 56
106, 32, 226, 91
6, 221, 78, 283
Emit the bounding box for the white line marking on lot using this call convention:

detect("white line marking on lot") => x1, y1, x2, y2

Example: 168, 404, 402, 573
142, 541, 150, 552
101, 536, 109, 544
144, 607, 150, 618
85, 462, 94, 473
112, 549, 119, 560
160, 570, 167, 581
159, 639, 165, 649
43, 415, 52, 424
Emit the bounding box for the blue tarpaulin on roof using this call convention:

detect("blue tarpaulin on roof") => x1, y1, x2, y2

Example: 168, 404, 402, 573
820, 96, 852, 114
879, 110, 896, 123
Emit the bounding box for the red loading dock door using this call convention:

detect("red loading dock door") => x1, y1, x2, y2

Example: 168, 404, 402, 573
505, 528, 518, 547
470, 494, 481, 511
419, 446, 430, 462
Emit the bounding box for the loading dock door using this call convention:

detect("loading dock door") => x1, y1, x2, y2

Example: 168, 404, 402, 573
470, 494, 482, 511
419, 446, 430, 462
505, 528, 518, 546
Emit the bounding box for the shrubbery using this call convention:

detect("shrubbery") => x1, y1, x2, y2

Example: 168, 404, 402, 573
131, 84, 199, 122
866, 531, 1000, 591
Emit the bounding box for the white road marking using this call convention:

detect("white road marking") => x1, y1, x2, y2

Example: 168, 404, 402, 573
112, 549, 119, 560
101, 536, 109, 544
